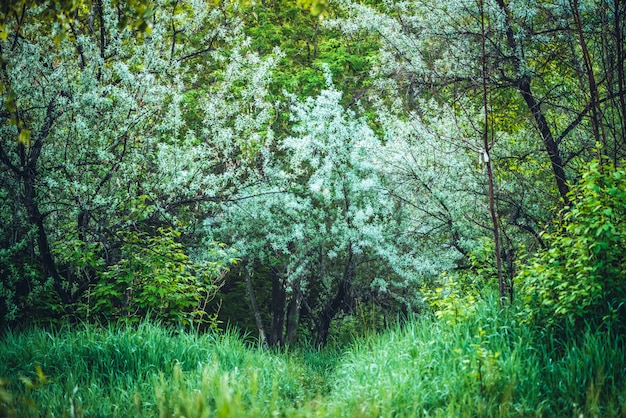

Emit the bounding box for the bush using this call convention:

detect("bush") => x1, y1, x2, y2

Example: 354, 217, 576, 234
89, 227, 235, 329
519, 160, 626, 330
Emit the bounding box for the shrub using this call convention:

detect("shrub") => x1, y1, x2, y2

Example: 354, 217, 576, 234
519, 159, 626, 330
89, 227, 236, 328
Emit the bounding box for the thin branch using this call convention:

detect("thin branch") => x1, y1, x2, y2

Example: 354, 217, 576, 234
11, 3, 27, 51
68, 19, 86, 69
0, 143, 22, 175
177, 46, 216, 62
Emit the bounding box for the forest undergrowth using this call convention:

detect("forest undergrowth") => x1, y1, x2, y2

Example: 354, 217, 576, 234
1, 293, 625, 417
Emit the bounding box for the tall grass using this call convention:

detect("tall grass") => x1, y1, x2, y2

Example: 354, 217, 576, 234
0, 322, 333, 417
323, 294, 626, 417
1, 297, 625, 417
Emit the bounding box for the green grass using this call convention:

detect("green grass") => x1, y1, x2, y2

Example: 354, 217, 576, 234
0, 322, 332, 417
1, 298, 625, 417
324, 295, 626, 417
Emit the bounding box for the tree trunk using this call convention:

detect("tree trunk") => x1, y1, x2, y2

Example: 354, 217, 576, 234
479, 0, 507, 303
315, 248, 354, 347
496, 0, 571, 205
16, 98, 70, 305
284, 284, 301, 345
614, 0, 626, 154
571, 0, 607, 153
268, 270, 286, 347
245, 269, 267, 346
23, 172, 70, 305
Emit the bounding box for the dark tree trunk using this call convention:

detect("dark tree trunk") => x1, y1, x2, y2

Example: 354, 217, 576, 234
315, 248, 354, 347
496, 0, 571, 206
245, 269, 267, 346
284, 282, 301, 345
571, 0, 607, 153
517, 77, 571, 205
479, 0, 508, 303
23, 178, 69, 304
4, 97, 71, 305
268, 270, 286, 347
615, 0, 626, 152
266, 269, 303, 347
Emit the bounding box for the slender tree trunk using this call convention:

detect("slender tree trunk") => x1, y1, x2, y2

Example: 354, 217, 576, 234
7, 97, 70, 305
479, 0, 507, 303
615, 0, 626, 150
284, 283, 301, 345
571, 0, 607, 154
517, 79, 570, 204
495, 0, 571, 205
269, 270, 285, 347
245, 269, 266, 346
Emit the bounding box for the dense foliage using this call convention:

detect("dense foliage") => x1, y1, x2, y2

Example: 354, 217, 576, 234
1, 1, 626, 413
520, 160, 626, 330
0, 0, 268, 327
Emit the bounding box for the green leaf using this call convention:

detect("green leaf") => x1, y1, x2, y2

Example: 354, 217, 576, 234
18, 129, 31, 147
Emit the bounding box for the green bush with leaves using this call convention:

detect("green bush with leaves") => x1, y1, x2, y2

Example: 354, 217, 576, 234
519, 160, 626, 329
88, 227, 236, 329
422, 238, 498, 325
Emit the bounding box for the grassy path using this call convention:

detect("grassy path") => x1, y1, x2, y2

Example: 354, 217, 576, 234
1, 299, 625, 416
